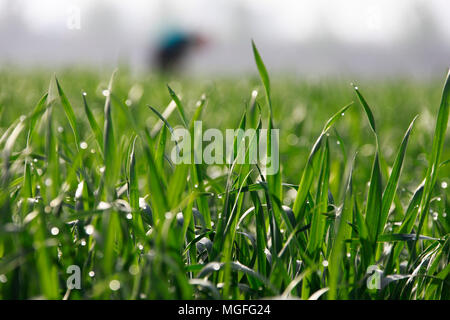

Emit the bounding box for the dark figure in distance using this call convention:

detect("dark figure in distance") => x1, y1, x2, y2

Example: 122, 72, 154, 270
154, 31, 206, 72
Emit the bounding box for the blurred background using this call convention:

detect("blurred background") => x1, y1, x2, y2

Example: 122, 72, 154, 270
0, 0, 449, 77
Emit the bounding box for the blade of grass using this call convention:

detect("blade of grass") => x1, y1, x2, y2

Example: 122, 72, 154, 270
55, 77, 81, 148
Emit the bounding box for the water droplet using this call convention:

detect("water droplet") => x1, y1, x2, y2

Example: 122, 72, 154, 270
57, 126, 64, 133
99, 166, 105, 173
0, 274, 7, 283
80, 239, 87, 246
90, 148, 96, 154
82, 92, 87, 96
50, 199, 59, 207
194, 184, 198, 188
126, 213, 133, 220
443, 212, 447, 218
212, 263, 221, 271
437, 197, 441, 202
336, 141, 341, 145
341, 113, 345, 116
88, 271, 95, 277
80, 141, 88, 150
85, 225, 94, 235
33, 158, 38, 163
97, 201, 111, 210
51, 227, 59, 235
102, 89, 110, 97
217, 194, 222, 199
109, 280, 120, 291
20, 115, 26, 122
322, 260, 329, 267
138, 243, 144, 250
129, 265, 139, 275
354, 86, 359, 90
45, 178, 52, 187
441, 182, 448, 189
125, 99, 132, 106
165, 212, 173, 219
432, 212, 438, 221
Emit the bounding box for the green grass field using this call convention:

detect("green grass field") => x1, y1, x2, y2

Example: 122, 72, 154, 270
0, 44, 448, 299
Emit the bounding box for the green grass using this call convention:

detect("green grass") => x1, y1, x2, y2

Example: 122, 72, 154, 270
0, 44, 449, 300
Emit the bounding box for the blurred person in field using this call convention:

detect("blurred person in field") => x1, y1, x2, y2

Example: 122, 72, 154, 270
153, 30, 207, 73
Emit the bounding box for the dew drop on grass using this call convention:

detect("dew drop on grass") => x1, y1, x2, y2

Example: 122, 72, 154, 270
0, 274, 7, 283
126, 213, 132, 220
88, 271, 95, 277
57, 126, 64, 133
82, 92, 87, 96
80, 239, 87, 246
45, 178, 52, 186
432, 212, 438, 221
129, 265, 139, 275
51, 227, 59, 235
165, 212, 173, 219
102, 89, 110, 97
50, 199, 59, 207
212, 263, 221, 271
322, 260, 329, 267
85, 224, 94, 235
97, 201, 111, 210
109, 280, 120, 291
99, 166, 105, 173
441, 181, 447, 189
80, 141, 88, 149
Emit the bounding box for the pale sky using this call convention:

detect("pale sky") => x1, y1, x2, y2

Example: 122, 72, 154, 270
0, 0, 449, 75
